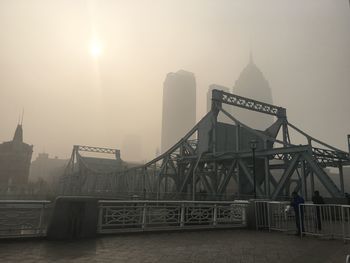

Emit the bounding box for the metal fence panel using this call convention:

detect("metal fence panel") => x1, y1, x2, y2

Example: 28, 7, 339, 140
255, 201, 296, 232
254, 201, 269, 230
255, 201, 350, 240
97, 200, 248, 234
0, 200, 51, 238
268, 201, 296, 232
300, 204, 343, 239
342, 205, 350, 242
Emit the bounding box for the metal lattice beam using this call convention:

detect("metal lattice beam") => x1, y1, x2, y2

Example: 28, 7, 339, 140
75, 145, 119, 155
60, 89, 349, 200
211, 85, 286, 118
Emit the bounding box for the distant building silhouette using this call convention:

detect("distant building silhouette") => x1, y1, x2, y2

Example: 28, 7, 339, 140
30, 153, 68, 184
155, 147, 160, 157
122, 134, 142, 162
0, 124, 33, 193
161, 70, 196, 152
232, 54, 274, 130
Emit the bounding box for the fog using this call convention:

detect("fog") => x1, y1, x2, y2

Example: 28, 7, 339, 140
0, 0, 349, 162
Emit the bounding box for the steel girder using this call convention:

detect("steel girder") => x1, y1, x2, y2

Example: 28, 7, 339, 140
59, 89, 349, 200
115, 89, 349, 200
211, 85, 286, 117
59, 145, 120, 195
74, 145, 119, 155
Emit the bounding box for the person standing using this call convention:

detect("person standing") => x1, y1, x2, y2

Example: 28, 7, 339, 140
312, 190, 325, 231
291, 191, 305, 236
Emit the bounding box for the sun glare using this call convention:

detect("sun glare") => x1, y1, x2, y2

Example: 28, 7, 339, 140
90, 40, 102, 58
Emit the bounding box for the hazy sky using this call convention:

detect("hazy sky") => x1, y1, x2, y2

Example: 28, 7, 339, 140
0, 0, 349, 161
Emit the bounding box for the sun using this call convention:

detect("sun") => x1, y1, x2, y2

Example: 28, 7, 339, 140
90, 40, 102, 58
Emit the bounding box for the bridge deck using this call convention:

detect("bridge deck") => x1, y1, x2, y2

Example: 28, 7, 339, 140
0, 229, 348, 263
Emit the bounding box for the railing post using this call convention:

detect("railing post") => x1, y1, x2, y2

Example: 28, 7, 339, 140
255, 201, 259, 230
342, 206, 346, 243
242, 204, 246, 226
278, 203, 282, 230
213, 204, 217, 227
329, 206, 333, 239
346, 206, 349, 243
97, 202, 103, 234
142, 203, 147, 230
38, 202, 45, 235
180, 203, 185, 228
299, 204, 303, 239
267, 202, 271, 232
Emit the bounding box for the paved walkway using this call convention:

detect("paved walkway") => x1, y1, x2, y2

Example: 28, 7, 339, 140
0, 229, 349, 263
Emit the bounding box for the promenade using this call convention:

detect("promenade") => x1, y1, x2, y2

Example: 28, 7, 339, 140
0, 229, 348, 263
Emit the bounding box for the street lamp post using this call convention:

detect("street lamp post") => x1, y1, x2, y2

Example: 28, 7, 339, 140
250, 140, 258, 199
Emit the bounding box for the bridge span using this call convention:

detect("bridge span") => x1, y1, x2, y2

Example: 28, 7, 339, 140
59, 88, 350, 201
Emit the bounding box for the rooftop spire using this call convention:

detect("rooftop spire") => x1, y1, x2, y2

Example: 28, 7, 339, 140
249, 49, 254, 65
20, 108, 24, 125
13, 124, 23, 143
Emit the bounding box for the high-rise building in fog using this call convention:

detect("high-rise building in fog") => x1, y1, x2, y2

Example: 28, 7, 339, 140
122, 134, 142, 162
161, 70, 196, 153
232, 54, 274, 130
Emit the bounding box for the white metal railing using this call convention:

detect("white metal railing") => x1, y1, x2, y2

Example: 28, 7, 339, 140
97, 200, 248, 233
254, 200, 269, 230
300, 203, 343, 239
269, 201, 296, 232
255, 201, 350, 241
255, 200, 295, 232
342, 205, 350, 241
0, 200, 51, 238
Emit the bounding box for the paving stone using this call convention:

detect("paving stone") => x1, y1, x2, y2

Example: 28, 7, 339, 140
0, 229, 349, 263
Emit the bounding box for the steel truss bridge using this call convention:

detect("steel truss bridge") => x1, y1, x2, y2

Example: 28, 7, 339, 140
60, 87, 350, 200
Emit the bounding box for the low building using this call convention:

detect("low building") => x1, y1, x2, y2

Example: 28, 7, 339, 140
29, 153, 68, 185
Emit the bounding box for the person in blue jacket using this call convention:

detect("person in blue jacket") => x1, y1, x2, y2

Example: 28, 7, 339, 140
290, 191, 305, 236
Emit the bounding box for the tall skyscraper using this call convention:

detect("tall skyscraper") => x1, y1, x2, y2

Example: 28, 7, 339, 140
161, 70, 196, 153
122, 134, 142, 162
232, 54, 274, 130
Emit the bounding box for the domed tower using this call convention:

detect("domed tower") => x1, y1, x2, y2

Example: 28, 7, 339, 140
232, 54, 274, 130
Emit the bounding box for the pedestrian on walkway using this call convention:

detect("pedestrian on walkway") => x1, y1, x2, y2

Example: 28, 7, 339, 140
312, 190, 324, 231
291, 191, 305, 236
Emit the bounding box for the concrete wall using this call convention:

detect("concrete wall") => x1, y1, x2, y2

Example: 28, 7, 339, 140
47, 196, 98, 240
